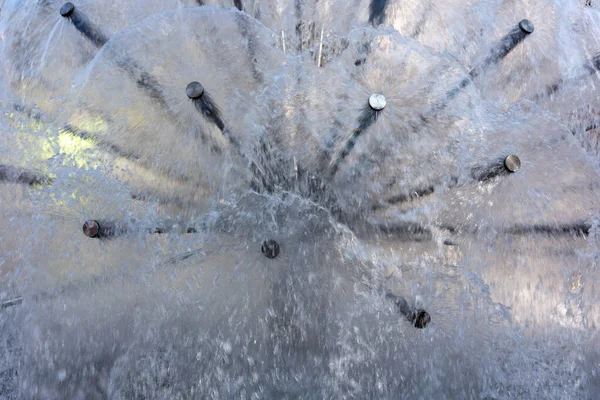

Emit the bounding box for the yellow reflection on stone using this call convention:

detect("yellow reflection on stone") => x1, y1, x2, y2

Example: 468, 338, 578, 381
39, 133, 56, 161
70, 114, 109, 134
57, 129, 95, 169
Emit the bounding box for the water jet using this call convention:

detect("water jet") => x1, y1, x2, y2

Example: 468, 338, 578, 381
1, 2, 599, 398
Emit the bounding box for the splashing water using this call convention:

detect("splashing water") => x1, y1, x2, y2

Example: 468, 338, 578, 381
1, 0, 600, 398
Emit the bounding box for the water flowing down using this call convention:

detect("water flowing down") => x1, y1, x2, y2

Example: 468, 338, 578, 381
1, 0, 600, 398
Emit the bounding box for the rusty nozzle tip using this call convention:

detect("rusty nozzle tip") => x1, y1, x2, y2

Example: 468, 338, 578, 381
83, 220, 100, 238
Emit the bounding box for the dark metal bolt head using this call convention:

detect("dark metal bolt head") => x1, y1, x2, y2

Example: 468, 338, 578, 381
261, 239, 280, 259
504, 155, 521, 173
413, 310, 431, 329
83, 220, 100, 238
519, 19, 534, 34
186, 81, 204, 99
60, 2, 75, 17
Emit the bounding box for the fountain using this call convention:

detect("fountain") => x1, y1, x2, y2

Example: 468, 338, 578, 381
1, 0, 599, 398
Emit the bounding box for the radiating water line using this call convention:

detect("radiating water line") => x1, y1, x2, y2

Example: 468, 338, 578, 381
369, 0, 389, 26
0, 164, 49, 185
38, 18, 63, 72
317, 25, 324, 67
281, 30, 286, 53
329, 100, 383, 177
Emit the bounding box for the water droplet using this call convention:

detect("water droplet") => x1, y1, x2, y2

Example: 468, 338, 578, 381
569, 273, 584, 294
57, 369, 67, 382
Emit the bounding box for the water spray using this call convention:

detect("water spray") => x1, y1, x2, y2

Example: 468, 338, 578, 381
330, 94, 386, 176
444, 20, 534, 105
186, 81, 278, 192
472, 155, 521, 182
82, 219, 195, 239
186, 81, 235, 145
541, 52, 600, 98
60, 4, 172, 118
369, 0, 390, 27
386, 292, 431, 329
0, 164, 49, 186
